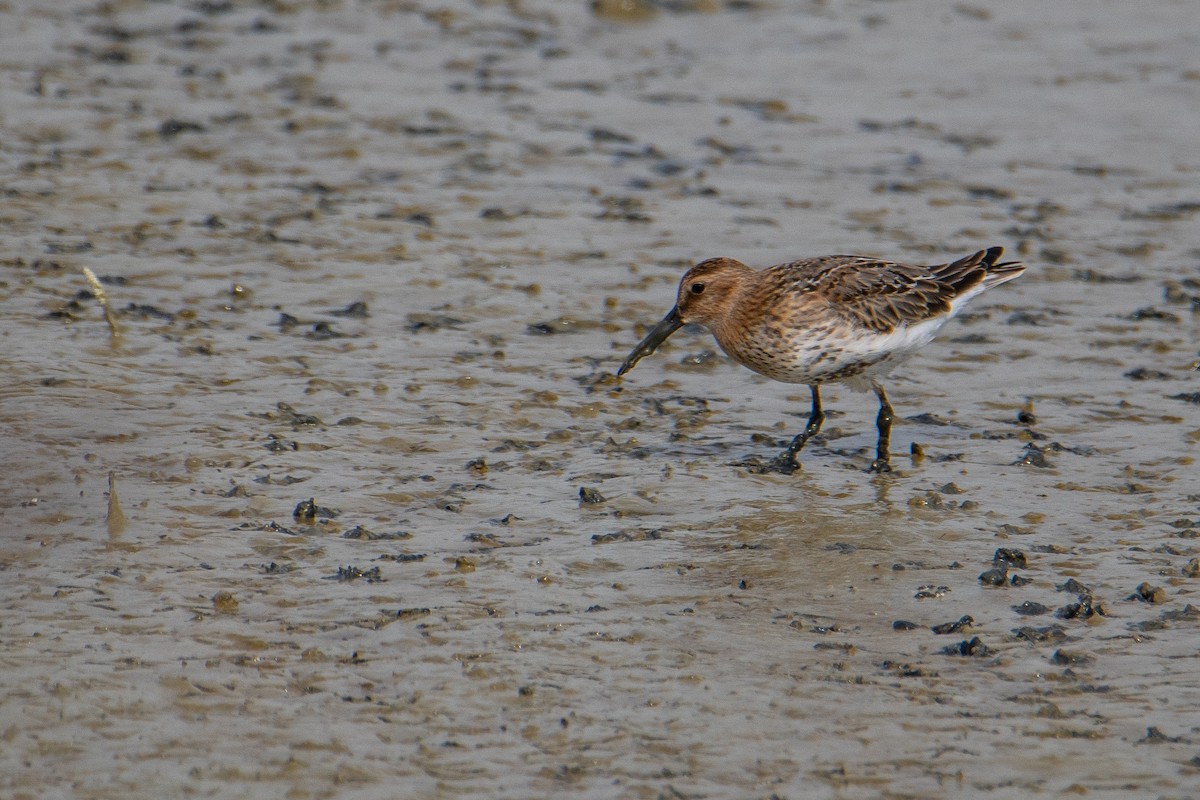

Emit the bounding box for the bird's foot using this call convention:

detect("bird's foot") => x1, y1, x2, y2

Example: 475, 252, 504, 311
868, 458, 892, 474
736, 453, 802, 475
768, 452, 802, 475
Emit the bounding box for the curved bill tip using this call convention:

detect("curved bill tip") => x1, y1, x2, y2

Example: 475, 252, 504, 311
616, 306, 683, 378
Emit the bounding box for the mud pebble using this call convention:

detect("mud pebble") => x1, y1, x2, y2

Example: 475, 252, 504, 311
275, 402, 323, 426
979, 567, 1008, 586
578, 486, 607, 504
1016, 402, 1037, 425
407, 313, 464, 331
591, 529, 661, 544
1050, 649, 1094, 667
342, 526, 412, 541
326, 565, 383, 583
306, 321, 340, 340
395, 608, 431, 621
237, 520, 298, 536
1138, 727, 1187, 744
377, 553, 426, 563
527, 318, 577, 335
160, 118, 206, 137
1056, 596, 1108, 619
931, 615, 973, 634
1013, 601, 1049, 616
1030, 544, 1071, 554
914, 584, 950, 599
595, 195, 652, 222
1183, 558, 1200, 577
879, 660, 935, 678
1128, 306, 1180, 322
1169, 392, 1200, 405
589, 127, 635, 143
993, 548, 1028, 569
254, 473, 304, 486
211, 591, 238, 613
1130, 582, 1168, 603
121, 303, 175, 322
293, 498, 338, 520
330, 301, 369, 318
1012, 625, 1066, 643
941, 636, 989, 657
1057, 578, 1092, 595
892, 620, 919, 631
908, 491, 945, 509
1123, 367, 1172, 381
1013, 443, 1051, 468
1010, 574, 1033, 587
454, 557, 476, 573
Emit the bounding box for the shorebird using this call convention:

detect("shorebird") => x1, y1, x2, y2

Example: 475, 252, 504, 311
617, 247, 1024, 473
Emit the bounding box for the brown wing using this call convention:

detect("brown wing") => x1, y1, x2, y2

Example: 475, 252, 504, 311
773, 255, 954, 333
774, 249, 1008, 333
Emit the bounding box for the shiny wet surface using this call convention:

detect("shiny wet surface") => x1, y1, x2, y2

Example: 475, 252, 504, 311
2, 2, 1199, 798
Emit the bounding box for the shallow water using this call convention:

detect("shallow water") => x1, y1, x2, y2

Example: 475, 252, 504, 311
2, 1, 1199, 798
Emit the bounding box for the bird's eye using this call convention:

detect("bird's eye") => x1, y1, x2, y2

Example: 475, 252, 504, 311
689, 282, 706, 295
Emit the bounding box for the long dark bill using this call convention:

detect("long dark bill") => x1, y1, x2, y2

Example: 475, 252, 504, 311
616, 306, 684, 377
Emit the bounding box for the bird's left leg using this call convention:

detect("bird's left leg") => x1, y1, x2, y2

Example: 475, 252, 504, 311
869, 383, 893, 473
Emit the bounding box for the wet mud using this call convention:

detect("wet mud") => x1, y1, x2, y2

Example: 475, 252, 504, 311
2, 1, 1199, 798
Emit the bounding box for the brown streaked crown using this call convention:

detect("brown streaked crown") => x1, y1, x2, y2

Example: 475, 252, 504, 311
674, 257, 756, 327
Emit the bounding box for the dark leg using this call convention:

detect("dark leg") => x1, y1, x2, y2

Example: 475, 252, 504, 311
771, 385, 824, 474
869, 384, 893, 473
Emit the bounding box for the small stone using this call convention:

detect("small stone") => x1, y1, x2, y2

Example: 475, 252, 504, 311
1056, 578, 1092, 595
941, 636, 990, 657
993, 548, 1028, 569
1056, 596, 1108, 619
578, 486, 606, 504
212, 591, 239, 614
1013, 444, 1050, 468
1013, 601, 1049, 616
1016, 402, 1037, 425
1139, 726, 1183, 744
1131, 582, 1167, 603
931, 615, 974, 634
979, 567, 1008, 586
1050, 649, 1094, 667
1012, 625, 1067, 643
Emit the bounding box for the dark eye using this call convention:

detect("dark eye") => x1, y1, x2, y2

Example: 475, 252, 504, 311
689, 282, 706, 295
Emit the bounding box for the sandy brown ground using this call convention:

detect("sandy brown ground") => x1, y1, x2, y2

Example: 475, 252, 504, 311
2, 2, 1199, 798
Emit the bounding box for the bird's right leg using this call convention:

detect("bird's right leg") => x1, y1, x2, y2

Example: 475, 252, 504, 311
771, 385, 824, 474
